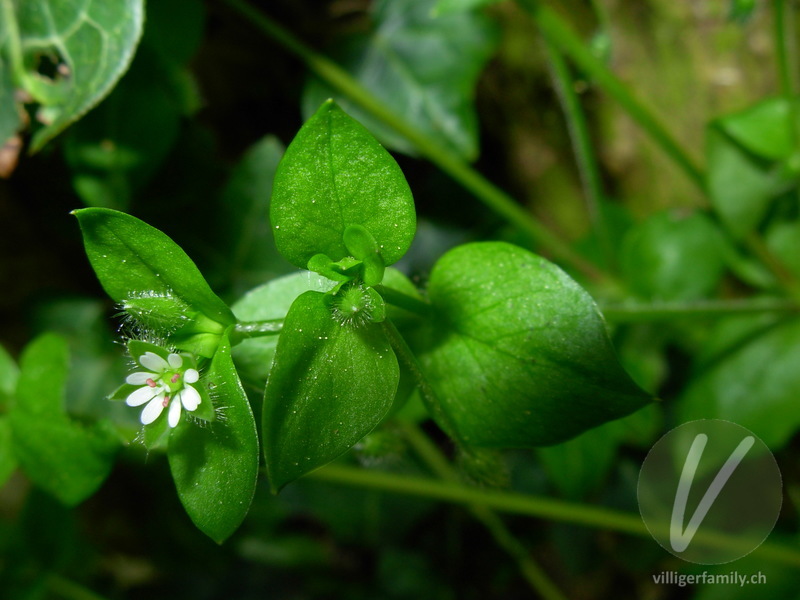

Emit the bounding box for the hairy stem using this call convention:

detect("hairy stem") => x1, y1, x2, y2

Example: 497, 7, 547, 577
375, 285, 431, 318
231, 319, 283, 346
221, 0, 614, 285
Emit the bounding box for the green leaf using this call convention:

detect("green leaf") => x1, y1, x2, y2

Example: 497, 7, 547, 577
263, 291, 399, 492
536, 404, 661, 499
677, 317, 800, 450
271, 101, 416, 269
0, 343, 18, 411
219, 135, 293, 295
64, 0, 205, 209
232, 271, 337, 384
433, 0, 503, 15
411, 242, 652, 447
168, 334, 259, 544
0, 417, 16, 487
620, 210, 726, 301
0, 53, 20, 144
717, 97, 796, 161
766, 220, 800, 278
7, 0, 145, 151
706, 123, 790, 239
73, 207, 235, 329
10, 334, 117, 505
302, 0, 498, 161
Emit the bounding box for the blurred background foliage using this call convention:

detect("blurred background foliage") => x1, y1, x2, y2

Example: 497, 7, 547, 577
2, 0, 800, 598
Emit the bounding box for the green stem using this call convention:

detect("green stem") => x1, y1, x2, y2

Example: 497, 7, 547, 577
397, 421, 568, 600
309, 464, 800, 567
45, 575, 110, 600
744, 233, 800, 301
542, 37, 614, 270
221, 0, 613, 285
600, 297, 800, 322
774, 0, 797, 98
521, 0, 705, 191
375, 285, 431, 318
231, 319, 283, 345
381, 319, 463, 445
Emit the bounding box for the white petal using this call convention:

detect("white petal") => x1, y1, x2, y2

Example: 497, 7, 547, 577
126, 385, 159, 407
141, 395, 166, 424
179, 384, 201, 411
168, 396, 182, 427
139, 352, 168, 372
168, 353, 183, 368
183, 368, 199, 384
126, 372, 154, 385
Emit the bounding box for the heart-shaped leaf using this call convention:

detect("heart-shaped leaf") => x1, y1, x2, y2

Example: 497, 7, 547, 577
411, 242, 652, 447
168, 334, 259, 544
271, 101, 415, 269
263, 291, 399, 492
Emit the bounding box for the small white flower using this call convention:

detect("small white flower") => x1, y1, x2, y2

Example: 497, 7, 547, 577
125, 351, 201, 428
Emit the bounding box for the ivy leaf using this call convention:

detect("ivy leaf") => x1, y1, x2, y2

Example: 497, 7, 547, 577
411, 242, 652, 447
303, 0, 498, 161
677, 317, 800, 451
9, 334, 117, 505
263, 291, 399, 492
4, 0, 145, 151
168, 334, 259, 544
271, 101, 416, 269
73, 207, 234, 329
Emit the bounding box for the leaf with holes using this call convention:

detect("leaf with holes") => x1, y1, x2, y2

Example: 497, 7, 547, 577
271, 100, 415, 270
2, 0, 144, 151
410, 242, 652, 447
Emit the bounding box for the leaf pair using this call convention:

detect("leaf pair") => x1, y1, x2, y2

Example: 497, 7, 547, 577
75, 208, 258, 543
263, 101, 415, 491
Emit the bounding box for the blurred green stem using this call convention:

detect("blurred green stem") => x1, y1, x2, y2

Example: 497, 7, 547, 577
774, 0, 798, 98
381, 321, 567, 598
520, 0, 705, 191
46, 575, 110, 600
376, 285, 432, 317
221, 0, 614, 286
309, 464, 800, 567
233, 319, 283, 339
600, 297, 800, 322
542, 37, 614, 270
397, 421, 568, 600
